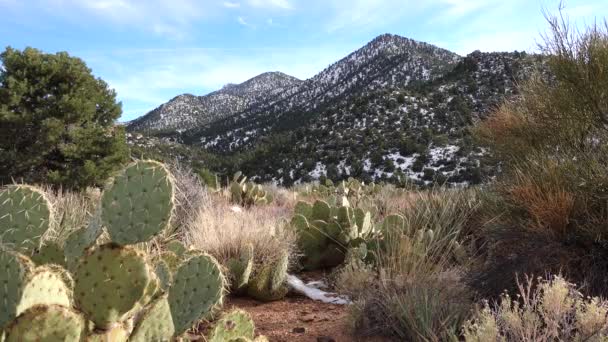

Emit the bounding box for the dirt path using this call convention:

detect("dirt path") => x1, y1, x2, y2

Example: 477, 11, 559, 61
227, 296, 390, 342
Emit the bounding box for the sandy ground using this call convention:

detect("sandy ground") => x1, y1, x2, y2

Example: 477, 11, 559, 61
227, 296, 391, 342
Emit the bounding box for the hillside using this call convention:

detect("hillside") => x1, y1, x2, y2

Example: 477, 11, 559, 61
127, 34, 543, 186
127, 72, 302, 132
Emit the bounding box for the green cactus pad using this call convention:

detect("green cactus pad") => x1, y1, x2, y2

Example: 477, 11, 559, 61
63, 215, 103, 271
32, 242, 66, 267
311, 201, 331, 221
101, 160, 174, 245
160, 251, 181, 272
165, 240, 187, 257
5, 305, 85, 342
227, 244, 254, 292
130, 295, 175, 342
208, 309, 255, 342
294, 201, 313, 218
246, 251, 289, 302
0, 185, 52, 252
154, 259, 172, 291
246, 266, 289, 302
74, 244, 152, 328
0, 250, 33, 328
17, 266, 72, 315
270, 251, 289, 292
169, 253, 225, 335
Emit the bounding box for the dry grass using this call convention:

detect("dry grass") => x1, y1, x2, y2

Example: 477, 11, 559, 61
464, 275, 608, 341
506, 168, 575, 239
43, 186, 99, 244
345, 188, 480, 341
183, 191, 296, 270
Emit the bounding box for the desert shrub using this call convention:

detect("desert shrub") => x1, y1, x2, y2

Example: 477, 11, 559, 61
463, 275, 608, 341
168, 162, 211, 238
183, 193, 296, 271
472, 13, 608, 298
347, 188, 480, 341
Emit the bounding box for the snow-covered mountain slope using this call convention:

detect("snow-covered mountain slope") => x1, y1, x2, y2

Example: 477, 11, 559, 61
126, 34, 544, 187
184, 34, 462, 148
127, 72, 302, 132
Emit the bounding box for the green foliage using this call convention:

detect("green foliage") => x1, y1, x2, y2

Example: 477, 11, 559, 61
0, 47, 128, 189
472, 14, 608, 297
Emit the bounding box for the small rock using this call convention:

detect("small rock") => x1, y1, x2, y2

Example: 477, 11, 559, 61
300, 314, 315, 322
292, 327, 306, 334
317, 337, 336, 342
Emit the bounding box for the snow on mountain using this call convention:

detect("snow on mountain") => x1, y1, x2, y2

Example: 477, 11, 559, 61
127, 72, 302, 132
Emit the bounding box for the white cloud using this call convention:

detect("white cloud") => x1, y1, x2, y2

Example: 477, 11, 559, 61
223, 1, 240, 8
247, 0, 292, 10
237, 16, 254, 28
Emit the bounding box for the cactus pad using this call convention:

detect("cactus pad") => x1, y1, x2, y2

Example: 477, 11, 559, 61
5, 305, 85, 342
154, 259, 172, 291
246, 252, 289, 302
169, 253, 225, 335
0, 185, 52, 252
17, 266, 72, 315
101, 160, 174, 245
74, 244, 151, 328
130, 295, 175, 342
227, 244, 253, 292
294, 201, 313, 218
0, 250, 33, 328
208, 309, 255, 342
165, 240, 187, 257
311, 200, 331, 221
63, 216, 103, 270
32, 242, 66, 267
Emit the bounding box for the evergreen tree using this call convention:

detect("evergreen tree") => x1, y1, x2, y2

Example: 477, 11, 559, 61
0, 47, 129, 189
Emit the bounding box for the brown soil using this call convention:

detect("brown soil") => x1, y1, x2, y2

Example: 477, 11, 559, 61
227, 296, 391, 342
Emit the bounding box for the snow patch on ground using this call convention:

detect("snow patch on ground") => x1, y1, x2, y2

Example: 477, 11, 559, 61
287, 275, 351, 305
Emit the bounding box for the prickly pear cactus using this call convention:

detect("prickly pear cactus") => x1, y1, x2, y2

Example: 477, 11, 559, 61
292, 200, 377, 270
16, 266, 72, 315
0, 185, 52, 252
208, 309, 255, 342
63, 214, 103, 270
101, 160, 174, 245
165, 240, 187, 257
294, 201, 313, 218
0, 250, 33, 328
32, 242, 66, 267
73, 244, 152, 328
227, 244, 254, 292
130, 295, 175, 342
154, 259, 172, 291
246, 251, 289, 302
169, 253, 225, 335
5, 304, 85, 342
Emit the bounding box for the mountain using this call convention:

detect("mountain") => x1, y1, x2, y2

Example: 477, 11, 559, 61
182, 34, 462, 150
127, 34, 543, 187
127, 72, 302, 132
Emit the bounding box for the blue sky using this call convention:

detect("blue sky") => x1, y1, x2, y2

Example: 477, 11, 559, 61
1, 0, 606, 121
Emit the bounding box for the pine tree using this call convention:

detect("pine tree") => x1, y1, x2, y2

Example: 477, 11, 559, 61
0, 47, 129, 189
